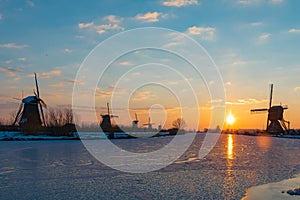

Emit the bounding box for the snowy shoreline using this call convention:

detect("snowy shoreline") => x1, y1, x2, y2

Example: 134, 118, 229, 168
243, 174, 300, 200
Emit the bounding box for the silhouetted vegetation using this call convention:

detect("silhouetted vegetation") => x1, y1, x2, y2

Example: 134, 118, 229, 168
172, 118, 186, 129
46, 106, 74, 127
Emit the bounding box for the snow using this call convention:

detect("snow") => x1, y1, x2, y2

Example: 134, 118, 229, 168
243, 174, 300, 200
0, 131, 77, 140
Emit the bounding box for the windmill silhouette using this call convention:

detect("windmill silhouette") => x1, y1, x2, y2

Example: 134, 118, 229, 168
100, 102, 118, 132
143, 117, 154, 130
250, 83, 290, 134
12, 73, 47, 133
132, 113, 139, 128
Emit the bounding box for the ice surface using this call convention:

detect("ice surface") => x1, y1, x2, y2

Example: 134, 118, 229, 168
0, 134, 300, 199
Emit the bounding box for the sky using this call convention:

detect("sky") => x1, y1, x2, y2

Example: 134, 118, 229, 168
0, 0, 300, 130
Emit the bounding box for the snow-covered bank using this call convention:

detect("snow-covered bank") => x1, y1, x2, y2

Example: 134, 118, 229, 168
243, 174, 300, 200
0, 131, 78, 141
0, 131, 170, 140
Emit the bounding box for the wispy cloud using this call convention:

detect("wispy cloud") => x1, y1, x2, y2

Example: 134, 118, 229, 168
132, 91, 154, 102
135, 12, 167, 23
49, 82, 65, 87
249, 21, 263, 26
64, 78, 84, 85
289, 28, 300, 33
0, 14, 3, 21
26, 0, 35, 7
294, 86, 300, 92
4, 60, 13, 64
162, 0, 199, 7
63, 48, 72, 53
32, 70, 61, 78
237, 0, 283, 5
237, 0, 260, 5
78, 22, 94, 29
259, 33, 271, 41
119, 61, 134, 66
270, 0, 284, 4
18, 57, 27, 61
0, 67, 22, 77
225, 81, 232, 86
232, 60, 248, 66
0, 43, 28, 49
187, 26, 216, 40
226, 98, 268, 105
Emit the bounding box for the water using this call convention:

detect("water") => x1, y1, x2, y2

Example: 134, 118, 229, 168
1, 134, 300, 199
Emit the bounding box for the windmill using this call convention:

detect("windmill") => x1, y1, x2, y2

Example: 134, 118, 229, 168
132, 113, 139, 128
143, 117, 154, 130
100, 102, 118, 132
250, 83, 290, 134
12, 73, 47, 133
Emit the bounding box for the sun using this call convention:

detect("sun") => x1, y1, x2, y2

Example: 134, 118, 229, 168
226, 112, 236, 126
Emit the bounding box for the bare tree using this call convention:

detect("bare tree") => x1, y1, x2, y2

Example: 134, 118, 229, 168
46, 106, 74, 127
172, 118, 186, 129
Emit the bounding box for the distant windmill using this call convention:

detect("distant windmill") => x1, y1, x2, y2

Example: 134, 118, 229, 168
250, 83, 290, 134
100, 102, 118, 132
143, 117, 154, 130
132, 113, 139, 128
12, 73, 47, 133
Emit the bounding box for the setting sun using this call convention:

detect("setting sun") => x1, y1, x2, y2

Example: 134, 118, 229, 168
226, 112, 236, 126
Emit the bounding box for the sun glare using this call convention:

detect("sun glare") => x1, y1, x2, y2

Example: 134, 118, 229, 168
226, 112, 236, 126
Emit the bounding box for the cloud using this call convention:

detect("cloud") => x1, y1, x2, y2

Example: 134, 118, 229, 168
132, 91, 154, 102
270, 0, 284, 4
259, 33, 271, 41
4, 60, 13, 64
249, 21, 263, 26
225, 81, 232, 86
64, 48, 72, 53
162, 0, 199, 7
103, 15, 123, 24
289, 28, 300, 33
95, 24, 123, 35
38, 70, 61, 78
78, 22, 94, 29
119, 61, 134, 66
237, 0, 260, 5
0, 14, 3, 21
50, 82, 65, 87
294, 87, 300, 92
226, 98, 268, 105
18, 57, 27, 61
78, 19, 124, 35
0, 67, 22, 77
135, 12, 165, 23
26, 0, 35, 7
237, 0, 283, 5
232, 60, 248, 66
0, 43, 28, 49
187, 26, 216, 40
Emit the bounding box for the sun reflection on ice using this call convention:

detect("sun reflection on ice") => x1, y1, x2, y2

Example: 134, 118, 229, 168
223, 134, 236, 199
227, 134, 234, 160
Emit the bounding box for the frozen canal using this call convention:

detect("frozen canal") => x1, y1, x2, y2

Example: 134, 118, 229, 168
1, 134, 300, 199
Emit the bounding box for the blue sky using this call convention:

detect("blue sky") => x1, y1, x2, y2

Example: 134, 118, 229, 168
1, 0, 300, 129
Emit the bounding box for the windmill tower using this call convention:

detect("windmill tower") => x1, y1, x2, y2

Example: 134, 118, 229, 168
143, 117, 154, 130
250, 84, 290, 134
12, 73, 47, 133
132, 113, 139, 128
100, 102, 118, 132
